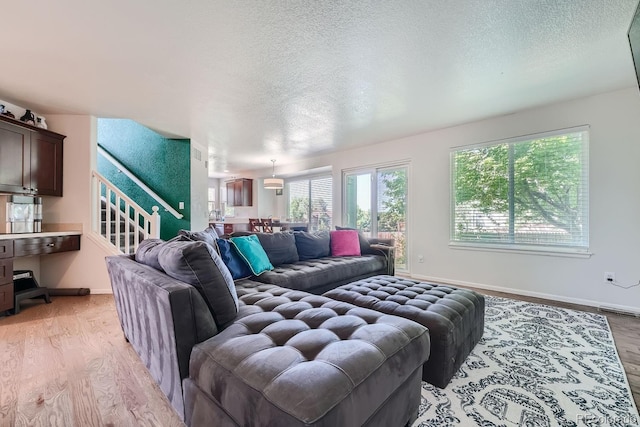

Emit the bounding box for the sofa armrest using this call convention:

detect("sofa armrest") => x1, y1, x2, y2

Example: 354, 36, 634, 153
367, 237, 395, 247
370, 244, 396, 276
105, 255, 218, 420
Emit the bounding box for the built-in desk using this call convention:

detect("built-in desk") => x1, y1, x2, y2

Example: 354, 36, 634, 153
0, 231, 81, 314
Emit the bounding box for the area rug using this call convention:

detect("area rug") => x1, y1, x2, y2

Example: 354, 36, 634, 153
414, 296, 639, 427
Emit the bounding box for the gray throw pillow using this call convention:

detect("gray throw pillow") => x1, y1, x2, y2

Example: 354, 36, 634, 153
157, 240, 239, 329
294, 230, 330, 260
178, 226, 219, 248
254, 231, 299, 266
135, 235, 190, 271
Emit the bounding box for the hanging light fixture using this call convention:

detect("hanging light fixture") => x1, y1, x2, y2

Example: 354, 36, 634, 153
264, 159, 284, 190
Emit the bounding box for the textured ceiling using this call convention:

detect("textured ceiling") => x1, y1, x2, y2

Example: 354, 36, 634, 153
0, 1, 638, 176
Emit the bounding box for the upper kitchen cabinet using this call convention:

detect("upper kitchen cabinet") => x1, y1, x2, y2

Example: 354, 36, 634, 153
226, 178, 253, 206
0, 116, 64, 197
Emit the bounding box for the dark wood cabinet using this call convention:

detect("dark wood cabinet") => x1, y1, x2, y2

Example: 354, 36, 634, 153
0, 120, 30, 194
0, 234, 80, 314
226, 178, 253, 206
0, 115, 65, 197
0, 241, 13, 312
30, 131, 64, 196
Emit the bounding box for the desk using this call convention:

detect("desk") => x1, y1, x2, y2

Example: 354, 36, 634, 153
0, 231, 81, 314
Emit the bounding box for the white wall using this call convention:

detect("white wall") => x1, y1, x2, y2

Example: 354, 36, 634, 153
277, 87, 640, 313
39, 115, 115, 294
190, 141, 209, 231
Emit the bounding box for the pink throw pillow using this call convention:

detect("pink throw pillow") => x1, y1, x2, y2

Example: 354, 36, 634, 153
330, 230, 361, 256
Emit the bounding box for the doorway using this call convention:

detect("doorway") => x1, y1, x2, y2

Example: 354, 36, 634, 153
344, 165, 408, 271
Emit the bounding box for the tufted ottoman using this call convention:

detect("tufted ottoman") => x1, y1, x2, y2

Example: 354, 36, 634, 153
324, 276, 485, 388
184, 284, 431, 427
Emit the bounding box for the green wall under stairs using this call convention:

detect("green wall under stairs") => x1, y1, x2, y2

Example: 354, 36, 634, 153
97, 119, 190, 240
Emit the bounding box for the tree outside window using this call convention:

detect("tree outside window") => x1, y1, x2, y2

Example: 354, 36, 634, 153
451, 128, 589, 251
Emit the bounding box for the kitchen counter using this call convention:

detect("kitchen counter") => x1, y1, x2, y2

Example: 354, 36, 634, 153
0, 231, 82, 240
209, 218, 249, 224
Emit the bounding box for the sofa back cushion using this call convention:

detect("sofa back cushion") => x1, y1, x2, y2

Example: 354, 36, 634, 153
157, 240, 239, 329
178, 226, 219, 248
294, 230, 330, 260
230, 235, 274, 275
216, 238, 253, 280
330, 230, 362, 256
135, 235, 190, 271
254, 231, 299, 266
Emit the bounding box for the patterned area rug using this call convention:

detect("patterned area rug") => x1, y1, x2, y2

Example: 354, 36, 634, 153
414, 296, 639, 427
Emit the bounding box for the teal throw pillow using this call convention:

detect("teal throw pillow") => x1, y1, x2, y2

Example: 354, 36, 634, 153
229, 234, 274, 276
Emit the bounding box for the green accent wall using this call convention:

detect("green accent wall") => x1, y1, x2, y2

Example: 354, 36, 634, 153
97, 119, 190, 240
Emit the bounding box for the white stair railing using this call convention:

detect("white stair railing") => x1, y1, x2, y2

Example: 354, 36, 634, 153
92, 171, 160, 254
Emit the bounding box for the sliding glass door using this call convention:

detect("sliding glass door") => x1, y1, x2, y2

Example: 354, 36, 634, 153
344, 165, 408, 271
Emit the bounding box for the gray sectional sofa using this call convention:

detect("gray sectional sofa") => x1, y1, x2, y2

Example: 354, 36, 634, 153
106, 243, 429, 426
105, 230, 484, 426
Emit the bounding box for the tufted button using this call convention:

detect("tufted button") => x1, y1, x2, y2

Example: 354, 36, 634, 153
295, 307, 339, 328
262, 319, 311, 345
285, 328, 340, 360
320, 315, 367, 339
272, 301, 314, 318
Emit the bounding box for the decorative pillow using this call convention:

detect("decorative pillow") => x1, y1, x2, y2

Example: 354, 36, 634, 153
134, 235, 189, 271
294, 230, 330, 260
229, 235, 274, 275
157, 240, 239, 329
330, 230, 361, 256
254, 231, 299, 266
179, 226, 218, 248
216, 238, 253, 280
335, 226, 372, 254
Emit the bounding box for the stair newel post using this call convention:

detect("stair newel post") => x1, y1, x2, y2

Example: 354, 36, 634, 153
91, 173, 99, 235
115, 195, 122, 251
123, 201, 130, 255
134, 211, 141, 249
106, 187, 112, 245
150, 206, 160, 239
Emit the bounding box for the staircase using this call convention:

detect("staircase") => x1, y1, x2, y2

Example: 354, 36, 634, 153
92, 171, 160, 254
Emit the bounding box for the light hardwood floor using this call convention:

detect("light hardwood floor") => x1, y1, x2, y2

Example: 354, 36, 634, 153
0, 291, 638, 426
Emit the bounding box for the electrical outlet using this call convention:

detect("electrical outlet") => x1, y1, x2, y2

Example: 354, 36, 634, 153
418, 255, 425, 263
604, 272, 615, 283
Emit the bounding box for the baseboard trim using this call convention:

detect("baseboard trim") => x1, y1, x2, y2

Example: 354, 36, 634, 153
410, 273, 640, 316
90, 288, 113, 295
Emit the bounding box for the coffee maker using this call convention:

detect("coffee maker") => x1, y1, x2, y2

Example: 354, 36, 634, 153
0, 195, 42, 233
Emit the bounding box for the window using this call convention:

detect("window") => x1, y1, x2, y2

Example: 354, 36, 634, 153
287, 176, 332, 231
207, 187, 216, 215
451, 126, 589, 253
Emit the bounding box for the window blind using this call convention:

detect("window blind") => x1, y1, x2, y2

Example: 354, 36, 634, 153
287, 176, 332, 231
451, 127, 589, 252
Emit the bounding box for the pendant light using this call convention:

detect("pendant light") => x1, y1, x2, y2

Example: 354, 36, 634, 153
264, 159, 284, 190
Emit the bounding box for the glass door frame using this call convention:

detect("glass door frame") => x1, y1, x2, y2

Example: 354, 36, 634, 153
342, 162, 409, 272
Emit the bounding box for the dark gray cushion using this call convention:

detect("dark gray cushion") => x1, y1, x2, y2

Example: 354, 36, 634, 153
294, 230, 330, 260
188, 288, 430, 426
254, 231, 299, 266
157, 240, 239, 329
179, 226, 219, 248
335, 226, 373, 254
135, 239, 166, 271
253, 255, 386, 293
135, 235, 189, 271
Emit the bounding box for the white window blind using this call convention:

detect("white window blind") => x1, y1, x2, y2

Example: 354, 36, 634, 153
287, 176, 332, 231
451, 127, 589, 252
